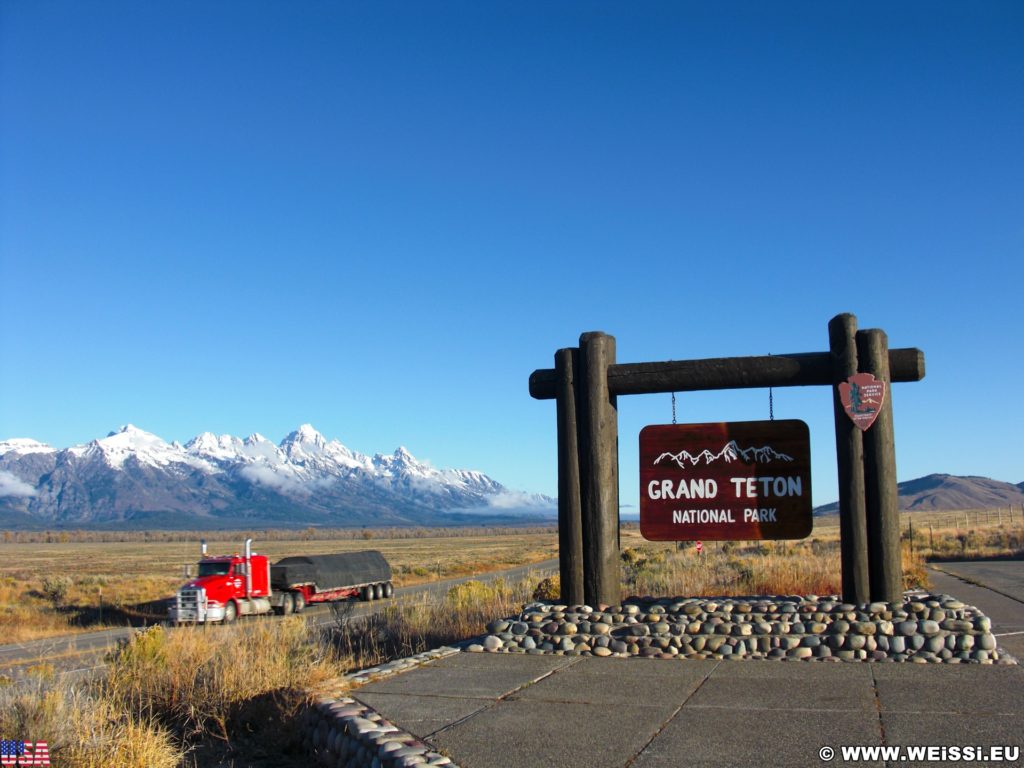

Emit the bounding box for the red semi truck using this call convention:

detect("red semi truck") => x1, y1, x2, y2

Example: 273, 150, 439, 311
169, 538, 394, 623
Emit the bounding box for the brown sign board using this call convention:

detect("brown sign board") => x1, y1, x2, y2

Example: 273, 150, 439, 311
639, 420, 813, 541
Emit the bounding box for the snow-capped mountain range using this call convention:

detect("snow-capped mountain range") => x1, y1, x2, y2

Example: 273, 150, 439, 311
0, 425, 554, 529
654, 440, 794, 470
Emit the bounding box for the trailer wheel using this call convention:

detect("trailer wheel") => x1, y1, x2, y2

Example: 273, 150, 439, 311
373, 583, 384, 600
223, 601, 238, 623
361, 585, 374, 601
384, 582, 394, 599
293, 592, 306, 613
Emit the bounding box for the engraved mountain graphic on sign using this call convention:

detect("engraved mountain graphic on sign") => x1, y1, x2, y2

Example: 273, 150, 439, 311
653, 440, 794, 470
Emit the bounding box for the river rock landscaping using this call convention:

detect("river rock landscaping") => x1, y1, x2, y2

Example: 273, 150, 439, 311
468, 592, 1017, 664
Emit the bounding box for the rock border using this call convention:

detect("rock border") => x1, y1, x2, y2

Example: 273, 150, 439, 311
470, 591, 1018, 664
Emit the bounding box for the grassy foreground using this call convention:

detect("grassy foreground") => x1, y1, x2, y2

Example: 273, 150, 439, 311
2, 516, 1019, 766
1, 617, 340, 768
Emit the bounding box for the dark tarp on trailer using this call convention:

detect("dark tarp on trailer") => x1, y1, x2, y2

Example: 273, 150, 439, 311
270, 550, 391, 592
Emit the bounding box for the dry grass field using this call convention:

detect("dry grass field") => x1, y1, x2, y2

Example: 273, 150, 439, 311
0, 529, 560, 642
2, 509, 1019, 643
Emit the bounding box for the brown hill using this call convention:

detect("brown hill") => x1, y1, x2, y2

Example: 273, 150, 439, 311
814, 474, 1024, 515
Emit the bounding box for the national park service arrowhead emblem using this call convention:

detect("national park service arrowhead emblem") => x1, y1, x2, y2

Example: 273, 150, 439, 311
838, 373, 886, 431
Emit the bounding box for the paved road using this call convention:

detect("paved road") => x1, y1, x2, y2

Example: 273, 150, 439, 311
929, 560, 1024, 660
931, 560, 1024, 603
0, 559, 558, 680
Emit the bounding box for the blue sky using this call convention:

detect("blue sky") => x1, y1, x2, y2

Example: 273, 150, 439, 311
1, 2, 1021, 510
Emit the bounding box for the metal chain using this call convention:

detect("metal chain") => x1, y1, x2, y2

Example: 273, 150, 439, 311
671, 392, 677, 424
768, 352, 774, 420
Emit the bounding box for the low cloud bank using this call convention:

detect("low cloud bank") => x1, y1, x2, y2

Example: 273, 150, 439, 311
0, 470, 36, 498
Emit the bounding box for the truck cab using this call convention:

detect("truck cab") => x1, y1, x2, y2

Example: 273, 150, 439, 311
169, 539, 271, 623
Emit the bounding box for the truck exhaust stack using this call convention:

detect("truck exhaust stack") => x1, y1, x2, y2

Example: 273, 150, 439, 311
201, 539, 207, 557
244, 538, 253, 599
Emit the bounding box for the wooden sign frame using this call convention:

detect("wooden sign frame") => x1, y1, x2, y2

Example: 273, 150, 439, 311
530, 314, 925, 607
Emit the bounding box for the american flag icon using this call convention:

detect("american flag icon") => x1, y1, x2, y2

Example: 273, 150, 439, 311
0, 741, 22, 767
0, 740, 49, 766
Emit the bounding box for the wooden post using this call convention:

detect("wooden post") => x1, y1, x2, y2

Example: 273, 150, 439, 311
857, 328, 903, 604
577, 332, 620, 607
908, 519, 914, 558
555, 347, 584, 605
929, 523, 934, 551
829, 314, 870, 604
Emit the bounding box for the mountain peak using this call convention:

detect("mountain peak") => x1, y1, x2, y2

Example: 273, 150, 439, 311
185, 431, 221, 449
107, 424, 146, 438
0, 438, 56, 456
284, 424, 326, 445
815, 473, 1024, 515
100, 424, 164, 444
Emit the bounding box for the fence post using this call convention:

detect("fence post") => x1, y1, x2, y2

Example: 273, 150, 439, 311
829, 314, 870, 604
577, 332, 620, 607
555, 347, 584, 605
857, 328, 902, 604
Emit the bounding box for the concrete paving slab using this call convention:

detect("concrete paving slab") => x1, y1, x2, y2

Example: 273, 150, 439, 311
880, 712, 1024, 766
631, 704, 884, 767
511, 659, 709, 708
430, 698, 673, 768
706, 658, 874, 681
353, 691, 492, 739
871, 666, 1024, 715
354, 652, 577, 699
560, 656, 719, 679
415, 649, 577, 672
869, 663, 1024, 684
684, 674, 877, 712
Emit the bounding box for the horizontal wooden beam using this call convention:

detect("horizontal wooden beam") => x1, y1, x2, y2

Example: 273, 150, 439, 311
529, 347, 925, 401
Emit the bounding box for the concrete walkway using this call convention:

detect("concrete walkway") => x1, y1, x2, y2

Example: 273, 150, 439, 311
352, 562, 1024, 767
